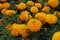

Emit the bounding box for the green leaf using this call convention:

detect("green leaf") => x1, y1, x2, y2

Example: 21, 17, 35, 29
0, 36, 4, 40
22, 0, 28, 3
0, 29, 10, 35
41, 0, 48, 6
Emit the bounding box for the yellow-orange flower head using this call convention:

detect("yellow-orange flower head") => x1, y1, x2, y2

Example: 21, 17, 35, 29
46, 14, 57, 24
5, 10, 16, 16
9, 23, 20, 36
10, 29, 19, 36
12, 23, 21, 30
3, 2, 10, 9
54, 11, 60, 18
0, 0, 7, 2
35, 3, 42, 8
0, 3, 3, 10
57, 12, 60, 18
42, 6, 51, 12
30, 6, 39, 14
52, 32, 60, 40
27, 19, 42, 32
17, 2, 26, 10
27, 1, 34, 6
19, 11, 29, 21
11, 23, 28, 37
5, 24, 12, 30
35, 12, 47, 23
0, 19, 3, 24
19, 24, 29, 38
48, 0, 59, 8
1, 9, 8, 15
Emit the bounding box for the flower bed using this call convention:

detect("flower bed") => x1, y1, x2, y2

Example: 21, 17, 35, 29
0, 0, 60, 40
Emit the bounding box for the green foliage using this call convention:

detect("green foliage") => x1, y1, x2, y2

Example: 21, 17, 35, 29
41, 0, 48, 6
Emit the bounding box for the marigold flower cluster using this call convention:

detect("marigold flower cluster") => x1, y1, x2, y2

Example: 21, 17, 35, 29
0, 0, 60, 40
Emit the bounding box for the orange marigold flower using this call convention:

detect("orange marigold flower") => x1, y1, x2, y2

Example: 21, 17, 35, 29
30, 6, 39, 14
19, 24, 29, 38
0, 3, 3, 10
1, 9, 8, 15
5, 10, 16, 16
0, 0, 6, 2
35, 12, 47, 23
12, 23, 21, 30
53, 11, 60, 18
5, 24, 12, 30
3, 2, 10, 9
21, 32, 29, 38
48, 0, 59, 8
10, 29, 19, 36
27, 19, 42, 32
10, 23, 20, 36
46, 14, 57, 24
52, 32, 60, 40
17, 2, 26, 10
19, 11, 31, 21
27, 1, 34, 6
42, 6, 51, 12
0, 19, 3, 24
57, 12, 60, 18
35, 3, 42, 8
12, 23, 29, 37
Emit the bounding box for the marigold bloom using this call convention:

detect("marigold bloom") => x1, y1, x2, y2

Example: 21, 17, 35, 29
46, 14, 57, 24
12, 23, 20, 30
30, 6, 39, 14
5, 24, 12, 30
35, 3, 42, 8
19, 11, 30, 21
12, 23, 29, 37
57, 12, 60, 18
53, 11, 60, 18
17, 2, 26, 10
35, 12, 47, 23
27, 19, 42, 32
1, 9, 8, 15
0, 19, 3, 24
48, 0, 59, 8
27, 1, 34, 6
0, 0, 6, 2
10, 29, 19, 36
19, 24, 29, 38
3, 2, 10, 9
5, 10, 16, 16
22, 33, 29, 38
10, 23, 20, 36
42, 6, 51, 12
0, 3, 3, 10
52, 32, 60, 40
